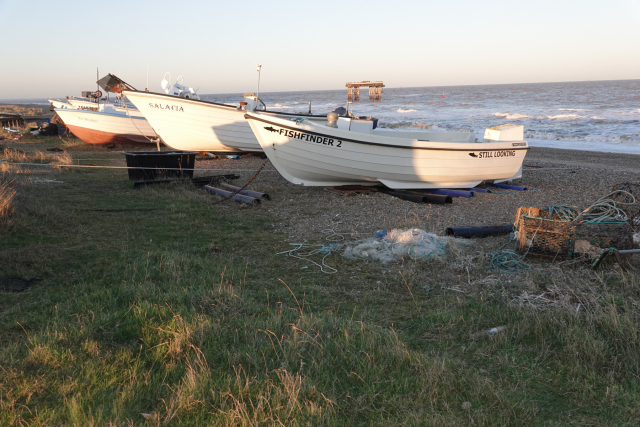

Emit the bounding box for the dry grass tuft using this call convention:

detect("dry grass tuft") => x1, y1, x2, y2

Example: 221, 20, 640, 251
0, 104, 51, 117
2, 147, 72, 166
0, 180, 16, 223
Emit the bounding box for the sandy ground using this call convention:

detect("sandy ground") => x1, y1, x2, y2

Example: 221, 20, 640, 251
191, 147, 640, 242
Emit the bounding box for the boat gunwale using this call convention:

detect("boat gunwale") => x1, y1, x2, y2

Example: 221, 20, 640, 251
245, 114, 530, 152
122, 90, 329, 118
55, 108, 146, 120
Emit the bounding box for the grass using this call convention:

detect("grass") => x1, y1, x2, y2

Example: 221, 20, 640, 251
1, 132, 640, 425
2, 146, 72, 166
0, 180, 16, 225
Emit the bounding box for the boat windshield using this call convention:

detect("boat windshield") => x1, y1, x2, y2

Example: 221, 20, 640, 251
97, 74, 136, 94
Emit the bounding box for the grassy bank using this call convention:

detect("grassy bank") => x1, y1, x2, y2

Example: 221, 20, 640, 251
0, 104, 54, 118
2, 133, 640, 425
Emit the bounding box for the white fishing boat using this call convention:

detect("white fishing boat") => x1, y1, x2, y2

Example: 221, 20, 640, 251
122, 91, 330, 153
245, 112, 529, 189
55, 74, 158, 145
48, 97, 137, 115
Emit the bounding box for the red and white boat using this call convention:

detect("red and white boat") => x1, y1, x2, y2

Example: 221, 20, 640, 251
55, 105, 157, 145
54, 75, 159, 145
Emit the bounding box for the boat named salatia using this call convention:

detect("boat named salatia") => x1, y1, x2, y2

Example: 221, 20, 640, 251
122, 90, 332, 153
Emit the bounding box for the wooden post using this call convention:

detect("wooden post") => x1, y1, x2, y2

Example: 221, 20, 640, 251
375, 86, 382, 101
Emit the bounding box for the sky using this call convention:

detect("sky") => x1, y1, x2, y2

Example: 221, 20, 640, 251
0, 0, 639, 99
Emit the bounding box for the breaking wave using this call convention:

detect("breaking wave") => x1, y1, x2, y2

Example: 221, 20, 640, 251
493, 112, 581, 120
545, 114, 581, 120
395, 108, 416, 113
493, 112, 534, 120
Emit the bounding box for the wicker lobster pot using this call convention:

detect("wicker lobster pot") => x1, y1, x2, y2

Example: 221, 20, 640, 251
514, 207, 633, 259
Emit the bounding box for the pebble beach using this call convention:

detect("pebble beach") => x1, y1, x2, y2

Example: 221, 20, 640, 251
193, 147, 640, 242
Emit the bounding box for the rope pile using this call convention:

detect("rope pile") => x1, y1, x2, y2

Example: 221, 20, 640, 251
610, 183, 640, 232
542, 205, 578, 221
486, 248, 530, 273
275, 225, 353, 274
276, 243, 343, 274
572, 190, 635, 223
486, 234, 530, 273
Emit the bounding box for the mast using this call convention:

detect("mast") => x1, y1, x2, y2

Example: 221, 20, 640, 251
256, 63, 262, 100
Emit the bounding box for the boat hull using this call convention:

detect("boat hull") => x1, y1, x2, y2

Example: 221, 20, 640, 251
123, 91, 260, 152
122, 91, 329, 153
67, 99, 100, 110
55, 109, 157, 145
47, 99, 75, 110
246, 113, 529, 189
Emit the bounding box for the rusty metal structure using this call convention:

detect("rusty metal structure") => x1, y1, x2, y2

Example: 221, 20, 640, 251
346, 81, 384, 101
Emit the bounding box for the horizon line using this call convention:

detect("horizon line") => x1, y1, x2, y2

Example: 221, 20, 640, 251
1, 77, 639, 102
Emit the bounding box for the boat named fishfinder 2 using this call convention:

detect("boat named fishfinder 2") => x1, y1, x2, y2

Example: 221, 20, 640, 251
245, 112, 528, 189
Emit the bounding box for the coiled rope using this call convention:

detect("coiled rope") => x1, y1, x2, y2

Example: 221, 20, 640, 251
486, 233, 530, 273
487, 248, 530, 273
543, 205, 579, 221
573, 190, 635, 223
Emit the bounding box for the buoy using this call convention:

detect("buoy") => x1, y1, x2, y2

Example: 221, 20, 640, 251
442, 90, 445, 98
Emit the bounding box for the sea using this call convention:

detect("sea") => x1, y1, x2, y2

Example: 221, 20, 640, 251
5, 79, 640, 155
208, 79, 640, 155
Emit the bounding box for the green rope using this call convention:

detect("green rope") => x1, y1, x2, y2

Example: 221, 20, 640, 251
486, 233, 530, 273
542, 205, 578, 221
573, 190, 635, 223
487, 249, 530, 273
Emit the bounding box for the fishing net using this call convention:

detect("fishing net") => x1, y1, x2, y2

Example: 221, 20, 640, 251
343, 228, 467, 264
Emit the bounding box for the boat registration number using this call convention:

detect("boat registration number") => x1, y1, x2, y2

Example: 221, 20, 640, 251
265, 126, 342, 148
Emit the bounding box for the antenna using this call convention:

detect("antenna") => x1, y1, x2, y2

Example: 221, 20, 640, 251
146, 63, 149, 91
256, 63, 262, 100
